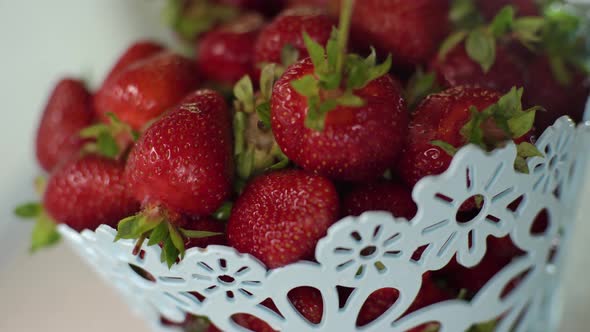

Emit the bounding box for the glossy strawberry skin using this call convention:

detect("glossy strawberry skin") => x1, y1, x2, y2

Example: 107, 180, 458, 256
271, 58, 409, 182
335, 0, 450, 68
398, 87, 502, 188
35, 79, 94, 171
477, 0, 539, 21
227, 170, 339, 268
94, 52, 200, 131
43, 155, 139, 232
102, 40, 164, 86
197, 14, 264, 85
184, 218, 227, 248
525, 56, 590, 130
341, 182, 417, 220
254, 8, 335, 67
431, 44, 526, 94
125, 90, 233, 218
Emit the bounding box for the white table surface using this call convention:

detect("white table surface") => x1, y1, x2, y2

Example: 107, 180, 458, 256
0, 1, 589, 331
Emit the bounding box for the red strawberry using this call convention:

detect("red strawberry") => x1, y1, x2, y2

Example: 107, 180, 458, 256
197, 13, 264, 85
207, 287, 323, 331
216, 0, 285, 16
357, 275, 450, 327
341, 182, 417, 220
119, 90, 233, 266
184, 218, 227, 249
334, 0, 450, 68
271, 58, 408, 182
43, 155, 139, 232
398, 86, 537, 188
525, 56, 589, 130
431, 44, 526, 94
102, 40, 164, 86
94, 52, 200, 131
227, 170, 339, 268
35, 79, 94, 171
287, 0, 332, 9
477, 0, 539, 21
437, 254, 511, 296
254, 7, 335, 67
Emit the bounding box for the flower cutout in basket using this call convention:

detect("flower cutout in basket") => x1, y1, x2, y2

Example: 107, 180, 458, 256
412, 144, 524, 270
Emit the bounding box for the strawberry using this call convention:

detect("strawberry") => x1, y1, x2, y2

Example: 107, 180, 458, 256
216, 0, 285, 16
197, 13, 264, 85
431, 43, 526, 94
35, 78, 94, 171
398, 86, 541, 189
287, 0, 332, 9
477, 0, 539, 21
357, 275, 450, 327
163, 0, 240, 41
254, 7, 335, 68
341, 182, 417, 220
102, 40, 164, 86
208, 287, 323, 331
227, 170, 339, 268
93, 52, 200, 131
42, 155, 139, 232
117, 90, 233, 267
525, 57, 589, 130
270, 3, 408, 182
333, 0, 450, 68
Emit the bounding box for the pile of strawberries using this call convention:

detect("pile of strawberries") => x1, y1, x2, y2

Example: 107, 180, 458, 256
15, 0, 589, 331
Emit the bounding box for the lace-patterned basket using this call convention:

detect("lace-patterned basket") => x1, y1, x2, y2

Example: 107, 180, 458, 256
57, 109, 590, 332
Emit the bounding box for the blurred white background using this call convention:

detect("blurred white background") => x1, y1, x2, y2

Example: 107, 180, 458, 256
0, 1, 588, 331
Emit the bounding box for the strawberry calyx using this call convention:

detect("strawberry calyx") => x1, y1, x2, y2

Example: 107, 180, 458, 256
80, 112, 138, 160
404, 67, 442, 110
115, 207, 222, 268
440, 5, 545, 72
539, 5, 590, 85
432, 87, 543, 173
14, 176, 61, 253
233, 66, 290, 183
290, 0, 392, 131
163, 0, 239, 41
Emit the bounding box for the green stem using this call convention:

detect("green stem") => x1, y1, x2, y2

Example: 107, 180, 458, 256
336, 0, 355, 74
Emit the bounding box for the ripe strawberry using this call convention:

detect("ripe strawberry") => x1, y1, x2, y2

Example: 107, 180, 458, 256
357, 275, 450, 327
118, 90, 233, 266
197, 13, 264, 85
94, 52, 200, 131
35, 78, 94, 171
208, 287, 323, 331
525, 55, 589, 130
333, 0, 450, 68
271, 57, 408, 182
341, 182, 417, 220
398, 86, 540, 188
477, 0, 539, 21
436, 254, 511, 296
254, 7, 335, 67
431, 44, 526, 94
43, 155, 139, 232
102, 40, 164, 86
227, 170, 338, 268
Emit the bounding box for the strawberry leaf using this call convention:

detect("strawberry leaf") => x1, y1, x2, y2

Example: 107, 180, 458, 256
517, 142, 543, 158
233, 112, 247, 156
405, 68, 440, 110
548, 55, 573, 86
147, 222, 169, 246
489, 6, 515, 38
450, 0, 484, 29
234, 76, 255, 113
30, 215, 60, 253
255, 102, 272, 129
162, 237, 179, 268
431, 140, 459, 156
291, 75, 320, 98
461, 106, 487, 147
168, 223, 185, 259
303, 31, 327, 73
280, 44, 299, 68
466, 28, 496, 72
237, 147, 255, 179
14, 202, 42, 219
260, 64, 279, 102
439, 31, 468, 60
79, 123, 110, 138
97, 131, 120, 158
268, 152, 290, 170
180, 229, 223, 238
336, 92, 365, 107
512, 17, 545, 48
212, 202, 233, 221
508, 108, 537, 138
115, 215, 161, 241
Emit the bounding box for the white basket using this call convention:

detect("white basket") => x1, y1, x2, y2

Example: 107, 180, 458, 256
57, 113, 590, 332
